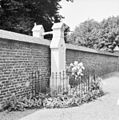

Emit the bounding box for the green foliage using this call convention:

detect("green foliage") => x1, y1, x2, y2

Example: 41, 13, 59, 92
43, 76, 104, 108
2, 93, 44, 112
68, 16, 119, 52
0, 0, 73, 35
67, 19, 101, 49
98, 16, 119, 52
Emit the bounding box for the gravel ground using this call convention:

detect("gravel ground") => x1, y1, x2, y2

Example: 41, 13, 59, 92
20, 72, 119, 120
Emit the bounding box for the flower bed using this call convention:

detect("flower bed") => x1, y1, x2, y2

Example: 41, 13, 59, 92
43, 76, 104, 108
1, 76, 104, 111
1, 61, 104, 112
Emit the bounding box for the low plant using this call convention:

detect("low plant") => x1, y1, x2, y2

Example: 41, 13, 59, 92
67, 61, 85, 87
2, 82, 104, 111
2, 93, 45, 112
43, 77, 104, 109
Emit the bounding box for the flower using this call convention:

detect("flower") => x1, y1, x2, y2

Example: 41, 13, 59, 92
72, 67, 77, 72
78, 62, 83, 66
70, 63, 73, 66
68, 61, 85, 83
74, 61, 78, 66
77, 70, 82, 75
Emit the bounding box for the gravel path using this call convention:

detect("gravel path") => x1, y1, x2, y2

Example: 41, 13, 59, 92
20, 72, 119, 120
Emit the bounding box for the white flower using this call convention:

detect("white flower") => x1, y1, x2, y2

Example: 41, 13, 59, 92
67, 61, 85, 80
82, 66, 85, 70
77, 70, 82, 75
74, 61, 78, 66
80, 73, 84, 76
70, 63, 74, 67
72, 72, 75, 75
78, 62, 83, 67
72, 67, 77, 72
78, 62, 85, 70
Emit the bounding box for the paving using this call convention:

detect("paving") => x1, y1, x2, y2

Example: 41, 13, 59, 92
20, 72, 119, 120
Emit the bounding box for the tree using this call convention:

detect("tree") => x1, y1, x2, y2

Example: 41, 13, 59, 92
68, 16, 119, 52
0, 0, 73, 35
98, 16, 119, 52
67, 19, 100, 49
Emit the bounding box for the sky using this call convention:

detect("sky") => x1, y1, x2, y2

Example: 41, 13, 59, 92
59, 0, 119, 30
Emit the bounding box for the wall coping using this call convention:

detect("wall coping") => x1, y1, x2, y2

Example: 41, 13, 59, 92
0, 29, 50, 46
66, 43, 119, 57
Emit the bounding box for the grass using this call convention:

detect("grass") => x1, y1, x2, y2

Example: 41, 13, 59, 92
0, 109, 37, 120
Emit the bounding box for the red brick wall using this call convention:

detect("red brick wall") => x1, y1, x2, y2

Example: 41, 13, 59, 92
0, 38, 50, 103
0, 29, 119, 104
66, 49, 119, 76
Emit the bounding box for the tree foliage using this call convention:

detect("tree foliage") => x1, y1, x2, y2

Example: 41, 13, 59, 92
98, 16, 119, 52
68, 16, 119, 52
67, 19, 100, 49
0, 0, 72, 35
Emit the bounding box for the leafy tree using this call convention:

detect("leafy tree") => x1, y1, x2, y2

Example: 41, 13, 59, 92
68, 16, 119, 52
98, 16, 119, 52
0, 0, 73, 35
67, 19, 101, 49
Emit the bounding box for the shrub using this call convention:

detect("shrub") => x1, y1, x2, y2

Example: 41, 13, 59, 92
2, 93, 44, 112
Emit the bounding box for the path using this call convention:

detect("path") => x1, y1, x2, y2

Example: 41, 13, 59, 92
20, 72, 119, 120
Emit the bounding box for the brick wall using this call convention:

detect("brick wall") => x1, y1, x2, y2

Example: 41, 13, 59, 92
0, 30, 51, 103
0, 29, 119, 103
66, 44, 119, 76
